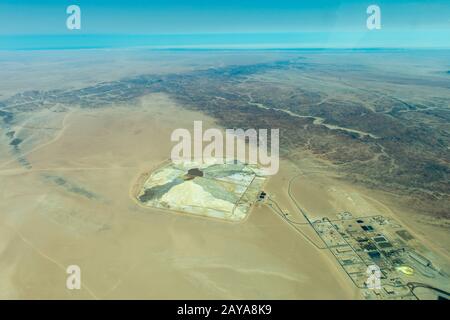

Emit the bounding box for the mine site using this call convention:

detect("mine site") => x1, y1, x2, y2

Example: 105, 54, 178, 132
134, 160, 267, 222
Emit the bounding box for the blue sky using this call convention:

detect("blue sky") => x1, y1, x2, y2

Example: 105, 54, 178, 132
0, 0, 449, 48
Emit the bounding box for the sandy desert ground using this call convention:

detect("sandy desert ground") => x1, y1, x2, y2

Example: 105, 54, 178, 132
1, 49, 448, 299
0, 93, 362, 299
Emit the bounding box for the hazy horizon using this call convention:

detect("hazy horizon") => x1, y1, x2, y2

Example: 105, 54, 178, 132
1, 32, 450, 50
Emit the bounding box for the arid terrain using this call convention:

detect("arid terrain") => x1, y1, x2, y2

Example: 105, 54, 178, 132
0, 49, 449, 299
